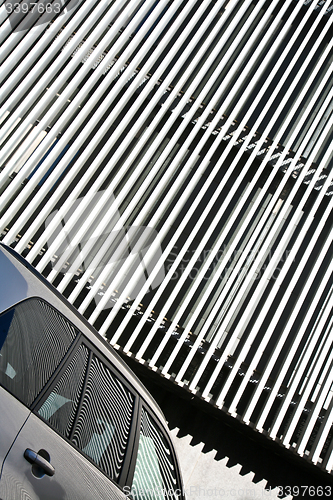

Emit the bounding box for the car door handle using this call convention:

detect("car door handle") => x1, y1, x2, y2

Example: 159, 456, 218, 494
24, 448, 55, 476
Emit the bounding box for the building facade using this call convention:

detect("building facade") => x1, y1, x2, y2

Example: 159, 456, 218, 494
1, 0, 333, 475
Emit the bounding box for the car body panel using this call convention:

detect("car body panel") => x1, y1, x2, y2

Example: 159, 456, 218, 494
0, 387, 30, 474
0, 412, 127, 500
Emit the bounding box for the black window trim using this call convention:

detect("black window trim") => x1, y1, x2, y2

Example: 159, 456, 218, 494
30, 333, 83, 413
124, 398, 143, 491
68, 348, 93, 442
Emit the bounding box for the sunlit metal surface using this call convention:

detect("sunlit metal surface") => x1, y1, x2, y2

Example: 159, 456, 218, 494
1, 0, 333, 473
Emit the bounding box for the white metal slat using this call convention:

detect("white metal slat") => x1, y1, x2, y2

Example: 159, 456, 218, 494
297, 337, 333, 458
323, 402, 333, 471
281, 287, 333, 450
171, 18, 333, 390
143, 0, 332, 377
0, 0, 178, 244
126, 0, 328, 360
302, 294, 333, 399
201, 107, 333, 402
1, 0, 233, 238
202, 190, 272, 346
28, 0, 235, 292
34, 0, 241, 304
0, 0, 101, 111
0, 2, 10, 24
57, 0, 265, 314
0, 0, 34, 48
0, 0, 68, 60
0, 0, 158, 192
313, 396, 333, 467
32, 0, 232, 275
231, 203, 333, 428
0, 0, 122, 147
248, 216, 333, 433
185, 24, 333, 396
284, 309, 333, 461
93, 0, 305, 341
123, 0, 311, 360
0, 0, 86, 87
221, 90, 333, 417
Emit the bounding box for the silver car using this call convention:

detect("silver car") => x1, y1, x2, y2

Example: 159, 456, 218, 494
0, 242, 184, 500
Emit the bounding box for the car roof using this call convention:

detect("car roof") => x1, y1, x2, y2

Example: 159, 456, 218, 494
0, 242, 166, 426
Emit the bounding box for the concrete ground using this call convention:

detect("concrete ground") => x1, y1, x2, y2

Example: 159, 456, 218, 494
170, 426, 285, 500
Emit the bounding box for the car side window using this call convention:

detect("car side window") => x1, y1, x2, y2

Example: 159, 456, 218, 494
0, 298, 78, 406
38, 344, 89, 438
71, 354, 135, 481
131, 408, 179, 500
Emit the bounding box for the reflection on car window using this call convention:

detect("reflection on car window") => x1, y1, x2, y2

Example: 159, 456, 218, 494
131, 409, 179, 500
0, 298, 78, 406
71, 355, 135, 481
38, 344, 89, 438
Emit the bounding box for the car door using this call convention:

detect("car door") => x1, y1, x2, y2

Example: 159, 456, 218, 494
0, 298, 134, 500
0, 387, 30, 471
0, 410, 128, 500
0, 341, 136, 500
0, 296, 78, 489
